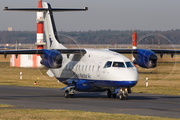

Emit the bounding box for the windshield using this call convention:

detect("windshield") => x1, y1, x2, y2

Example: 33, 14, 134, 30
112, 62, 125, 68
126, 61, 134, 68
104, 61, 112, 68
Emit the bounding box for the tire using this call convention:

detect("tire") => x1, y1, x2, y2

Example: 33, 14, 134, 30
119, 93, 124, 100
113, 94, 116, 98
69, 94, 74, 98
124, 93, 128, 100
128, 88, 131, 93
64, 90, 69, 98
107, 90, 111, 98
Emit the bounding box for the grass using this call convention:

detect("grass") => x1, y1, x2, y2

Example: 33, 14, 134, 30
123, 54, 180, 95
0, 55, 66, 88
0, 104, 15, 108
0, 108, 179, 120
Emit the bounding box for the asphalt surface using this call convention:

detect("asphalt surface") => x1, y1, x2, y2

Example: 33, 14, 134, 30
0, 85, 180, 118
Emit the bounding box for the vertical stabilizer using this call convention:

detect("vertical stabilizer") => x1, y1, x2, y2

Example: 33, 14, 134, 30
4, 2, 88, 50
43, 2, 66, 49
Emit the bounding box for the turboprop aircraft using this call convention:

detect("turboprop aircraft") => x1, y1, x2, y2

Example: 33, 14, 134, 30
1, 2, 180, 100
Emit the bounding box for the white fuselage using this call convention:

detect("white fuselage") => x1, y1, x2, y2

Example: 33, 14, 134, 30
50, 49, 138, 91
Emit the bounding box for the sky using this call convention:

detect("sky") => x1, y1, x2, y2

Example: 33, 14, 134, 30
1, 0, 180, 31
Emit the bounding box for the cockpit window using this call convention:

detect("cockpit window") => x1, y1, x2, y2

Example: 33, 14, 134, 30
104, 61, 112, 68
113, 62, 125, 68
126, 61, 134, 68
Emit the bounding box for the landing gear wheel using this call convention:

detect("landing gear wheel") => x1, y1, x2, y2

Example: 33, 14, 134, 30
124, 93, 128, 100
113, 94, 116, 98
64, 90, 69, 98
69, 94, 74, 98
119, 93, 124, 100
128, 88, 131, 93
107, 90, 111, 98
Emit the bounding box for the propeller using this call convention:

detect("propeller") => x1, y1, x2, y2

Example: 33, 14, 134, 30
136, 34, 176, 81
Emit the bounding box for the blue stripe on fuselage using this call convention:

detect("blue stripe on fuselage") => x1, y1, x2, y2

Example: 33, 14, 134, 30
57, 78, 137, 92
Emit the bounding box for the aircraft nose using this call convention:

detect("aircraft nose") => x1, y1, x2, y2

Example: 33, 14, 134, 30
124, 68, 138, 87
125, 68, 138, 81
112, 67, 138, 81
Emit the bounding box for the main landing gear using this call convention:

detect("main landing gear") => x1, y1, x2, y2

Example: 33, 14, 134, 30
107, 89, 117, 98
64, 86, 75, 98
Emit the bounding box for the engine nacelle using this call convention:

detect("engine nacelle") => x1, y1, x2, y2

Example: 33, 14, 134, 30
133, 49, 158, 68
40, 49, 63, 68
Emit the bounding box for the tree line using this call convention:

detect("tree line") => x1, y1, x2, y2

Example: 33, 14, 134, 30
0, 29, 180, 44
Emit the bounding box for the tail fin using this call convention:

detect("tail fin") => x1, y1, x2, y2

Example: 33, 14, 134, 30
4, 2, 88, 50
42, 2, 66, 49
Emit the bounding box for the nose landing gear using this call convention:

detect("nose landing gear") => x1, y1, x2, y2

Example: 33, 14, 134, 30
119, 92, 128, 100
119, 88, 130, 100
107, 88, 130, 100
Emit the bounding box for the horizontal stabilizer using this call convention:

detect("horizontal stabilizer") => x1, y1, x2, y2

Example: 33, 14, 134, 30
3, 7, 48, 11
3, 7, 88, 12
52, 7, 88, 12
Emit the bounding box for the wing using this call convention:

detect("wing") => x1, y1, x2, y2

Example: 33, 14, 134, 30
109, 49, 138, 54
0, 49, 86, 58
109, 48, 180, 55
151, 49, 180, 54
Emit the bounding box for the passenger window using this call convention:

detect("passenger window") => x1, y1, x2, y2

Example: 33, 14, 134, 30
82, 65, 84, 71
76, 65, 78, 70
104, 61, 112, 68
67, 64, 70, 70
79, 65, 81, 70
92, 66, 94, 71
89, 65, 91, 71
70, 64, 73, 70
85, 65, 87, 71
126, 61, 134, 68
113, 62, 125, 68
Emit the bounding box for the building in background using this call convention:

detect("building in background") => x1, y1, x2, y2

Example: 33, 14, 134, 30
10, 54, 42, 68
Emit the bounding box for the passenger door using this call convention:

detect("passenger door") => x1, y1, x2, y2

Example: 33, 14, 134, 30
96, 62, 102, 77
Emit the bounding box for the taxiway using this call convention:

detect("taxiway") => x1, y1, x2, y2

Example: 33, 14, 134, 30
0, 85, 180, 118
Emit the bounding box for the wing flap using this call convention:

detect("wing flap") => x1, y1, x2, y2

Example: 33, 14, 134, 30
57, 49, 86, 54
109, 49, 138, 54
151, 49, 180, 54
109, 48, 180, 54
